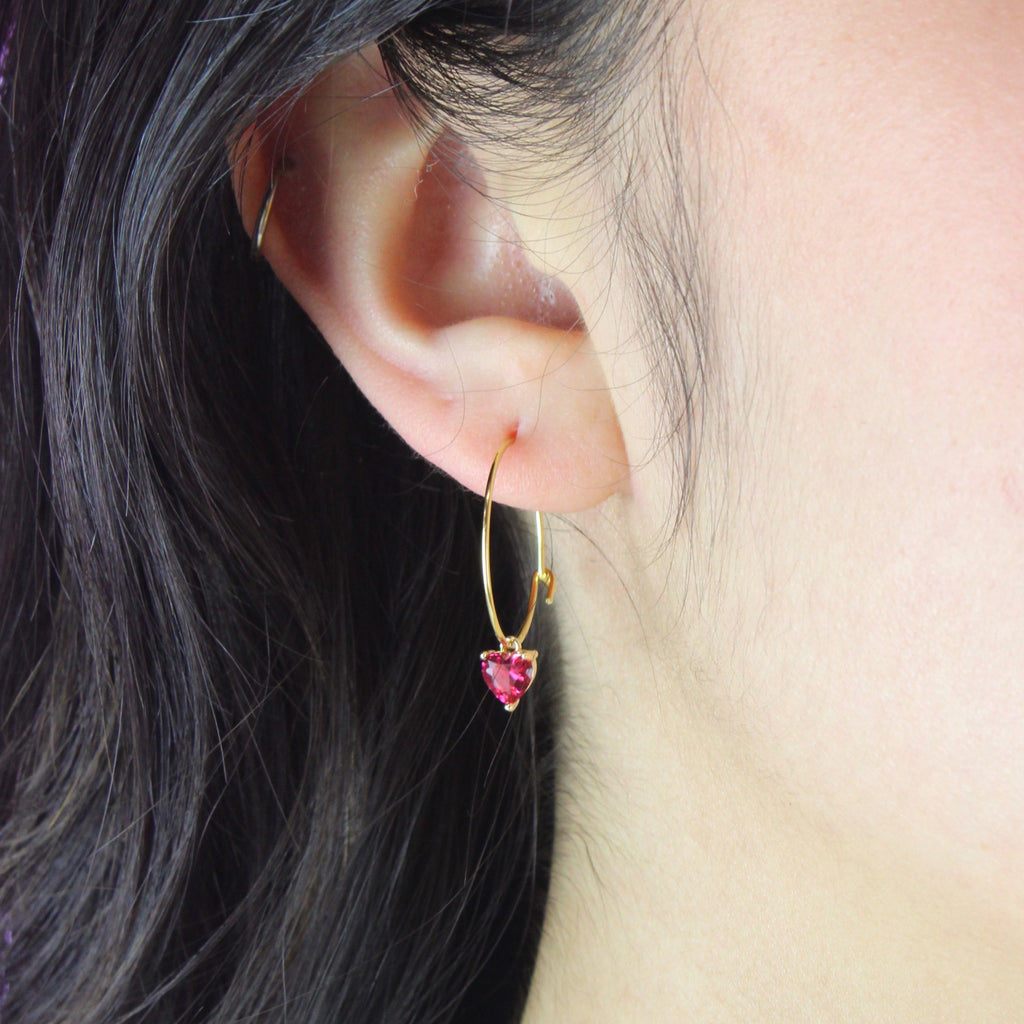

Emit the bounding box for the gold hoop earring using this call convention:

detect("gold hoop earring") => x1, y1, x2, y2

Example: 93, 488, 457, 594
480, 437, 556, 712
250, 176, 277, 260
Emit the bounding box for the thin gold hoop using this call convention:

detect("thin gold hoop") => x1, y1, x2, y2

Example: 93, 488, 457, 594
250, 176, 277, 260
480, 437, 556, 649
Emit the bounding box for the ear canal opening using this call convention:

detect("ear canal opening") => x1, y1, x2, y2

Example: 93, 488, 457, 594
399, 134, 584, 331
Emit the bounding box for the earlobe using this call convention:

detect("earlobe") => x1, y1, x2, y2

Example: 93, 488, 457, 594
232, 51, 628, 513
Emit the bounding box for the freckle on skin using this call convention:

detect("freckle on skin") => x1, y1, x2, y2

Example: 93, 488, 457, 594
1001, 473, 1024, 517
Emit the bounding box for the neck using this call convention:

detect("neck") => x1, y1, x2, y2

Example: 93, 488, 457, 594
520, 511, 1024, 1023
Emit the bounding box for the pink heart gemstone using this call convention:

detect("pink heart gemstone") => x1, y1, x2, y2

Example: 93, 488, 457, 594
480, 649, 537, 709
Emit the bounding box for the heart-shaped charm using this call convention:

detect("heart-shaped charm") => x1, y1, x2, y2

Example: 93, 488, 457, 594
480, 648, 537, 712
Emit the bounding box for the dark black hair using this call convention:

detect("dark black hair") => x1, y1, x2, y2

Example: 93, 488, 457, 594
0, 1, 648, 1020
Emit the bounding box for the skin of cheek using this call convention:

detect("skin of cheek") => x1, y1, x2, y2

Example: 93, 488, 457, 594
693, 0, 1024, 935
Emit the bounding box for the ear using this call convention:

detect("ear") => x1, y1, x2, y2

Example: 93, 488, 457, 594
231, 51, 627, 512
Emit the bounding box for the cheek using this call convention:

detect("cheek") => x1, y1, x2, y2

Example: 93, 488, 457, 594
701, 0, 1024, 923
723, 1, 1024, 364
